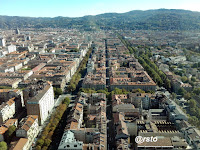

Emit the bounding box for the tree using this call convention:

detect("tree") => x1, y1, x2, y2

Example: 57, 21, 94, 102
184, 92, 191, 100
53, 88, 62, 97
132, 88, 145, 93
177, 88, 186, 96
44, 139, 52, 147
192, 63, 198, 68
5, 125, 16, 142
42, 146, 48, 150
35, 145, 42, 150
47, 131, 54, 139
193, 88, 200, 95
181, 76, 188, 83
6, 125, 16, 136
190, 108, 196, 116
189, 99, 197, 108
165, 79, 171, 89
67, 83, 76, 92
188, 115, 199, 126
0, 141, 7, 150
63, 97, 70, 105
171, 93, 176, 100
191, 77, 196, 82
37, 139, 44, 147
97, 89, 109, 96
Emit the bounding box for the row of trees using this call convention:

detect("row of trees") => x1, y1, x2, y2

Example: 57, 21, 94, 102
80, 87, 150, 98
80, 87, 129, 101
119, 33, 200, 130
67, 48, 92, 92
138, 55, 171, 90
118, 34, 171, 91
187, 99, 200, 129
177, 88, 200, 129
35, 97, 70, 150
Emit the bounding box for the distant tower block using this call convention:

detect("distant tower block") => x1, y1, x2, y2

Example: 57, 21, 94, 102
15, 28, 20, 34
26, 36, 31, 40
0, 37, 6, 47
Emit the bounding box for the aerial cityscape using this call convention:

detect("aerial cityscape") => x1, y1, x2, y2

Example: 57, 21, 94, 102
0, 0, 200, 150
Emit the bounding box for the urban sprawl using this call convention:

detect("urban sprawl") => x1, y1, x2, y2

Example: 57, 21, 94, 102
0, 28, 199, 150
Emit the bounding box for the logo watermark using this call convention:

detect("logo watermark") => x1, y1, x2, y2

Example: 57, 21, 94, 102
135, 136, 158, 144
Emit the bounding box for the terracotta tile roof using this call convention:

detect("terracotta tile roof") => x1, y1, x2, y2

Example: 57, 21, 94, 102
21, 115, 38, 131
0, 119, 17, 134
7, 97, 15, 106
12, 138, 28, 150
69, 121, 78, 130
0, 126, 8, 135
4, 119, 18, 128
75, 103, 83, 112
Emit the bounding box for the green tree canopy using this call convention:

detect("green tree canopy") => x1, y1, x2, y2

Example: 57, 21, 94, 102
5, 125, 16, 142
177, 87, 186, 96
132, 88, 145, 93
188, 99, 197, 108
181, 76, 188, 83
44, 139, 52, 147
37, 139, 44, 147
0, 141, 7, 150
53, 88, 62, 97
63, 97, 70, 105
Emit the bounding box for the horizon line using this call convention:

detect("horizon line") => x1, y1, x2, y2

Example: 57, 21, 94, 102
0, 8, 197, 18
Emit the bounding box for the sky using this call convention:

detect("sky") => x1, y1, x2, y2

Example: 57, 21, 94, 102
0, 0, 200, 18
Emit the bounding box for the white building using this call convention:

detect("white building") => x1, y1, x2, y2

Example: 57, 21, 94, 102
0, 98, 15, 124
58, 130, 83, 150
16, 115, 39, 149
0, 38, 6, 47
27, 83, 54, 125
7, 45, 16, 53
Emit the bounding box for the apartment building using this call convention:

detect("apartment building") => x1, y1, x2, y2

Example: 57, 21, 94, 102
26, 82, 54, 125
0, 98, 15, 124
59, 92, 107, 150
16, 115, 39, 149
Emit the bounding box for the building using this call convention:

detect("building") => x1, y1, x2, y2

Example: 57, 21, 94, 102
16, 115, 39, 149
128, 93, 155, 109
26, 82, 54, 125
15, 28, 20, 35
166, 100, 188, 121
60, 92, 107, 150
0, 89, 24, 111
58, 130, 83, 150
0, 98, 15, 124
82, 72, 106, 90
7, 45, 16, 53
10, 138, 29, 150
0, 37, 5, 47
110, 70, 157, 91
0, 78, 22, 88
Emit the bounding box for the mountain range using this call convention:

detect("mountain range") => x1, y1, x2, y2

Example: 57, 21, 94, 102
1, 9, 200, 30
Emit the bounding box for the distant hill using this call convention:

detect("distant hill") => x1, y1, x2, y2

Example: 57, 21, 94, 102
1, 9, 200, 30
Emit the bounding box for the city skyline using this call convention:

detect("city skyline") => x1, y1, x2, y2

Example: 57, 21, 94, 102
0, 0, 200, 18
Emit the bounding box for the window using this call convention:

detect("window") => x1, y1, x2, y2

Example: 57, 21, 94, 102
74, 144, 77, 147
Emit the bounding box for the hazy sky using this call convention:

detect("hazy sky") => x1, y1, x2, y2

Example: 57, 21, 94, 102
0, 0, 200, 17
